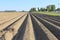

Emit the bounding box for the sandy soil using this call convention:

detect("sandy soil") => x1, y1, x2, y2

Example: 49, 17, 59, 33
0, 12, 27, 40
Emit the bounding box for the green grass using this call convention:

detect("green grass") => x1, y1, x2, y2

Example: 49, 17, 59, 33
38, 12, 60, 16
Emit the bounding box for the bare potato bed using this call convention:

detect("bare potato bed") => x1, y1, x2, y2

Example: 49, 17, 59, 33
0, 12, 26, 40
0, 12, 59, 40
0, 12, 25, 24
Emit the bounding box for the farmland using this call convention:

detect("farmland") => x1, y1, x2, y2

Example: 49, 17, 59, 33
0, 12, 60, 40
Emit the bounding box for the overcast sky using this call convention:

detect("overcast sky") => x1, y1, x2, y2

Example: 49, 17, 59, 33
0, 0, 59, 11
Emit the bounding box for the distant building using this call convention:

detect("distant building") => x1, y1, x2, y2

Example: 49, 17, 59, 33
53, 10, 60, 12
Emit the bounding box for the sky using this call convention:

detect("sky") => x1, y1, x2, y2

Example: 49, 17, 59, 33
0, 0, 59, 11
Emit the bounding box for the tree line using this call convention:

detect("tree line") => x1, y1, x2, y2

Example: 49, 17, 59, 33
29, 5, 60, 12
